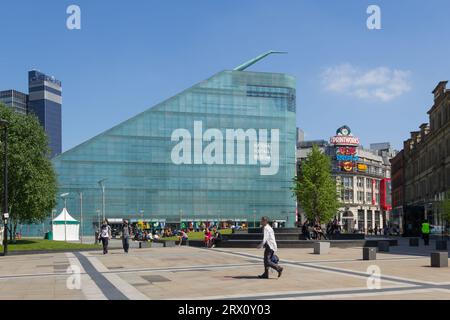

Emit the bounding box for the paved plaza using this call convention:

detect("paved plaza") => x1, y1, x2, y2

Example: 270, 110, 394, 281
0, 239, 449, 300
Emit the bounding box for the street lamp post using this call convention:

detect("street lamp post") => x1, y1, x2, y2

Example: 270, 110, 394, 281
98, 179, 107, 222
1, 119, 9, 256
60, 193, 70, 242
79, 191, 83, 244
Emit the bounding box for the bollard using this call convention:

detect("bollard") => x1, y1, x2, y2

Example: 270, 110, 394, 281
363, 247, 377, 260
431, 252, 448, 268
313, 242, 330, 254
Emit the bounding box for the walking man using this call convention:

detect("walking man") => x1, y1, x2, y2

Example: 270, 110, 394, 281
257, 216, 283, 279
122, 219, 132, 253
421, 219, 431, 246
99, 220, 111, 254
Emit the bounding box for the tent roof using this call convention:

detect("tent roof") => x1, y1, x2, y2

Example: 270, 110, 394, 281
53, 208, 79, 223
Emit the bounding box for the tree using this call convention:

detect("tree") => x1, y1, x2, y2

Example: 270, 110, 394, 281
293, 144, 340, 224
0, 104, 57, 241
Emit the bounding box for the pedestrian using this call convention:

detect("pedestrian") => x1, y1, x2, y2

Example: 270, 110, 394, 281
302, 220, 311, 240
177, 229, 188, 246
257, 216, 283, 279
421, 219, 431, 246
99, 220, 111, 254
122, 219, 132, 253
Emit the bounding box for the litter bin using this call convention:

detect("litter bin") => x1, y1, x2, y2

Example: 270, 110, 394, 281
44, 231, 53, 240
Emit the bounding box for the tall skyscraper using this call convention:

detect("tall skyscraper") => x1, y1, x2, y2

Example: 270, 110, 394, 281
0, 89, 28, 114
27, 70, 62, 157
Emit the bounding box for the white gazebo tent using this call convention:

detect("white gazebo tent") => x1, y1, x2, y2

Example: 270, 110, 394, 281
52, 208, 80, 241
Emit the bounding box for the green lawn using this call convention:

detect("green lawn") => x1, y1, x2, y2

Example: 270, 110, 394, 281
162, 228, 233, 241
4, 239, 100, 252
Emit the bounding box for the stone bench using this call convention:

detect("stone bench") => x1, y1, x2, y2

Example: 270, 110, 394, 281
313, 242, 330, 254
409, 238, 420, 247
163, 240, 176, 247
176, 239, 189, 246
436, 240, 448, 251
378, 241, 390, 252
138, 241, 151, 249
431, 251, 448, 268
363, 247, 376, 260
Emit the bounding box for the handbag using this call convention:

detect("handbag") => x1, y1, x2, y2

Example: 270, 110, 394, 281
271, 254, 279, 264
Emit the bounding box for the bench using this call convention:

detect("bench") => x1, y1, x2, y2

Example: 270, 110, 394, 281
436, 240, 448, 251
378, 241, 390, 252
431, 252, 448, 268
176, 239, 190, 246
163, 240, 176, 247
363, 247, 376, 260
313, 242, 330, 254
409, 238, 420, 247
138, 241, 151, 249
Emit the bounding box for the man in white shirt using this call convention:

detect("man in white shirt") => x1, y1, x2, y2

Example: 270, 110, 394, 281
257, 216, 283, 279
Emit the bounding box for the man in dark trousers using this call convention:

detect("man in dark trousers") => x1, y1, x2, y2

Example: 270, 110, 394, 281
99, 220, 111, 254
122, 219, 132, 253
257, 216, 283, 279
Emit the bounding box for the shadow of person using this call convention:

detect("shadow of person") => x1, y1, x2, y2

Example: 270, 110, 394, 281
224, 275, 260, 280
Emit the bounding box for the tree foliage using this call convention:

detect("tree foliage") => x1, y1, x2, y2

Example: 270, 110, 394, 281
0, 104, 57, 239
293, 144, 340, 223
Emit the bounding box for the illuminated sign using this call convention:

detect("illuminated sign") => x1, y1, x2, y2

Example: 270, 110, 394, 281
357, 164, 368, 172
341, 162, 354, 172
330, 136, 360, 146
336, 146, 359, 162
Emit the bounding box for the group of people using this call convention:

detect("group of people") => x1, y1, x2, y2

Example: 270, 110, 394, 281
301, 220, 329, 240
96, 216, 284, 279
203, 227, 222, 248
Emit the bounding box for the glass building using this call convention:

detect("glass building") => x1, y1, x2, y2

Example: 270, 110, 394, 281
0, 89, 28, 114
52, 62, 297, 235
28, 70, 62, 158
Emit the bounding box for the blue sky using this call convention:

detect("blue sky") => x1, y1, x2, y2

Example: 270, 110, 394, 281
0, 0, 449, 151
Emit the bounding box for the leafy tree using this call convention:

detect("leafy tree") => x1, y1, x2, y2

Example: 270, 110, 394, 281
293, 144, 340, 223
0, 104, 57, 241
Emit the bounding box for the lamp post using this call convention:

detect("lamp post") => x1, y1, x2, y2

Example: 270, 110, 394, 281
1, 119, 9, 256
79, 191, 83, 244
60, 193, 70, 242
98, 179, 107, 222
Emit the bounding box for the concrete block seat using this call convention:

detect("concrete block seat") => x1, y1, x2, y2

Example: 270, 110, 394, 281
313, 242, 330, 254
431, 252, 449, 268
363, 247, 377, 260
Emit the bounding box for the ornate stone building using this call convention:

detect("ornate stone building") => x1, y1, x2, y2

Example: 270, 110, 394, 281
393, 81, 450, 235
297, 126, 395, 233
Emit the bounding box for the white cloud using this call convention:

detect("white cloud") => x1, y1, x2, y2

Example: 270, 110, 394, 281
321, 64, 412, 102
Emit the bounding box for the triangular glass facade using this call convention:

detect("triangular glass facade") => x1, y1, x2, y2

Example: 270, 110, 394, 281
53, 70, 297, 233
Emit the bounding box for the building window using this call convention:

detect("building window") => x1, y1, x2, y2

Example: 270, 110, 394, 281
357, 177, 364, 188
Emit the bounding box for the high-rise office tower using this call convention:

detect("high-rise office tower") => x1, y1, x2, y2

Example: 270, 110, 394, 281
0, 89, 28, 115
27, 70, 62, 157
